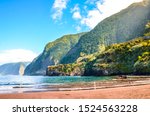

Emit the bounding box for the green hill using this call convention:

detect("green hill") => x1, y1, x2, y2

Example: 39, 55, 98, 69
60, 0, 150, 64
84, 37, 150, 76
26, 0, 150, 76
24, 33, 85, 75
47, 21, 150, 76
47, 37, 150, 76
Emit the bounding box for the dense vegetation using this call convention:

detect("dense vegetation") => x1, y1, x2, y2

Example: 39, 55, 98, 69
134, 52, 150, 74
61, 0, 150, 64
46, 63, 85, 76
47, 21, 150, 76
24, 33, 85, 75
84, 37, 150, 75
47, 37, 150, 76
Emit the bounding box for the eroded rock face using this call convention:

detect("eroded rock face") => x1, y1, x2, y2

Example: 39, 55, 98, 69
46, 71, 62, 76
46, 63, 85, 76
70, 67, 85, 76
46, 69, 67, 76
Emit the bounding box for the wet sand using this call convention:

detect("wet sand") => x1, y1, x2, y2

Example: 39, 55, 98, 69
0, 77, 150, 99
0, 84, 150, 99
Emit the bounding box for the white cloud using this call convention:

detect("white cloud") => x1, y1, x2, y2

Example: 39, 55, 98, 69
71, 4, 82, 31
71, 4, 82, 20
81, 0, 143, 29
81, 10, 101, 29
73, 12, 82, 19
52, 0, 69, 20
0, 49, 38, 65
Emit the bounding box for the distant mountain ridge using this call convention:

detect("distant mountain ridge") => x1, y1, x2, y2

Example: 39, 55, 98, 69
0, 62, 29, 75
60, 0, 150, 64
24, 33, 85, 75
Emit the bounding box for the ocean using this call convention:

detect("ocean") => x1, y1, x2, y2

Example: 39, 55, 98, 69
0, 75, 113, 93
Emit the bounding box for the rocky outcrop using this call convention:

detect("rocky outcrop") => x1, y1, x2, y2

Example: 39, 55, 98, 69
46, 63, 85, 76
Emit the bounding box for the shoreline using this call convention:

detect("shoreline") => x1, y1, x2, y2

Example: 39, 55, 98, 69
0, 77, 150, 99
0, 76, 150, 93
0, 84, 150, 99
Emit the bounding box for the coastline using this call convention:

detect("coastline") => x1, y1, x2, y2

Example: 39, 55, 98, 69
0, 84, 150, 99
0, 76, 150, 99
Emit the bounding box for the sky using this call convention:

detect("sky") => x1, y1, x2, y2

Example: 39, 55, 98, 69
0, 0, 143, 64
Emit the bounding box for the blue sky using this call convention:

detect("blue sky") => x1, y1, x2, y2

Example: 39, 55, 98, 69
0, 0, 143, 64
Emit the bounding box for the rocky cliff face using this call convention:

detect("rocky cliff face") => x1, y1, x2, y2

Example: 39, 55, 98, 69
60, 0, 150, 64
46, 63, 85, 76
24, 33, 85, 75
0, 62, 29, 75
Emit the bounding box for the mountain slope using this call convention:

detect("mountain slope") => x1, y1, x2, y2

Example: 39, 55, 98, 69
84, 37, 150, 76
46, 21, 150, 76
47, 37, 150, 76
0, 62, 29, 75
24, 33, 85, 75
61, 0, 150, 64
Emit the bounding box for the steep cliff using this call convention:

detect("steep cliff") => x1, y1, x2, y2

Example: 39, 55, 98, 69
47, 37, 150, 76
61, 0, 150, 64
47, 21, 150, 76
24, 33, 85, 75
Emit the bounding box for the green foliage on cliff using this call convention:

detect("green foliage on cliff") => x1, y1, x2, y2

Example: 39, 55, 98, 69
47, 35, 150, 76
46, 20, 150, 76
134, 52, 150, 74
47, 63, 85, 76
24, 33, 85, 75
44, 33, 85, 61
61, 0, 150, 64
26, 0, 150, 76
84, 37, 150, 75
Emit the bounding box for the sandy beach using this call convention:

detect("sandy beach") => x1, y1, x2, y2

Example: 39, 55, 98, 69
0, 77, 150, 99
0, 84, 150, 99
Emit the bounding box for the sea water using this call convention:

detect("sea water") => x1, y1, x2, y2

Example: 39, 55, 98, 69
0, 75, 113, 93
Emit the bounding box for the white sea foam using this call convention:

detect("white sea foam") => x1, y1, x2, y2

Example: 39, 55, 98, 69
0, 75, 113, 93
